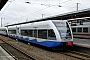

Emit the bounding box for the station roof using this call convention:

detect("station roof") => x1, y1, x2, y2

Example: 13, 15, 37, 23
0, 0, 8, 11
5, 8, 90, 27
45, 8, 90, 20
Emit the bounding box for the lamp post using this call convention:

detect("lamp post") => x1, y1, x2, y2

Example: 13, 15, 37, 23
0, 17, 5, 27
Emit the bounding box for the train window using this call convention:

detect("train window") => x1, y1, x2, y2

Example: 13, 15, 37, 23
21, 30, 29, 36
83, 28, 88, 33
48, 29, 56, 40
21, 29, 56, 40
11, 30, 16, 34
38, 29, 56, 40
77, 28, 82, 32
72, 28, 76, 32
21, 30, 33, 37
0, 29, 7, 34
29, 30, 33, 37
38, 30, 47, 39
8, 30, 16, 34
58, 22, 72, 38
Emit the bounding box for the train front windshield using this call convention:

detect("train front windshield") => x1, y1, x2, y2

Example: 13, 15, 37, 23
53, 21, 72, 39
60, 22, 72, 38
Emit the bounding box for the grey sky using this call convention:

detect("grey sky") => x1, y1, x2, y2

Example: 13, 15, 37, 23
0, 0, 90, 26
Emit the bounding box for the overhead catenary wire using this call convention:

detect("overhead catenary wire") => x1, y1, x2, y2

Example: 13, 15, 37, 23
13, 0, 40, 20
17, 0, 73, 20
0, 0, 73, 23
17, 0, 39, 14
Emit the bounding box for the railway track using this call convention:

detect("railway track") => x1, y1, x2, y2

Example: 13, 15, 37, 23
56, 49, 90, 60
0, 35, 90, 60
0, 39, 35, 60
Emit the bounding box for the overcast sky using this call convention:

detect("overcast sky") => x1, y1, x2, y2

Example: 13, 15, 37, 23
0, 0, 90, 26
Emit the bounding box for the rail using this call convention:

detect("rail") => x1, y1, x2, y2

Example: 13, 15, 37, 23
0, 38, 36, 60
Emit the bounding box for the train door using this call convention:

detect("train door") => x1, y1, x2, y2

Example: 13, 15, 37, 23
16, 27, 20, 36
34, 30, 37, 38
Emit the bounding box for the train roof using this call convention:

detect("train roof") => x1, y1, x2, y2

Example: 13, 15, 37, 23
8, 20, 68, 30
6, 20, 68, 27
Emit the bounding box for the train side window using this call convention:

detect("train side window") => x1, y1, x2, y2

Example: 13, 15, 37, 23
8, 30, 16, 34
21, 30, 29, 36
77, 28, 82, 32
21, 30, 33, 37
72, 28, 76, 32
29, 30, 33, 37
11, 30, 16, 34
48, 29, 56, 40
0, 29, 6, 34
38, 29, 56, 40
38, 30, 47, 39
83, 28, 88, 33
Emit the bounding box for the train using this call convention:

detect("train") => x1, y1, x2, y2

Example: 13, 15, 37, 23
0, 20, 73, 48
69, 17, 90, 39
71, 22, 90, 39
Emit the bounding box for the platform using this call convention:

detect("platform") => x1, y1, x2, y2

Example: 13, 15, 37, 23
74, 38, 90, 48
0, 46, 15, 60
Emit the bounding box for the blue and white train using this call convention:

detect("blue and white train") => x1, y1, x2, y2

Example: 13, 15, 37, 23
0, 20, 73, 48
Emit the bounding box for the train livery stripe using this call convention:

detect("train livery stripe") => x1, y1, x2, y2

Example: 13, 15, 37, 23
5, 34, 63, 47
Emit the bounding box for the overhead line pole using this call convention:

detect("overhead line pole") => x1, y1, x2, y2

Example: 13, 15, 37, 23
1, 18, 2, 27
76, 3, 80, 11
77, 3, 78, 11
42, 14, 44, 18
